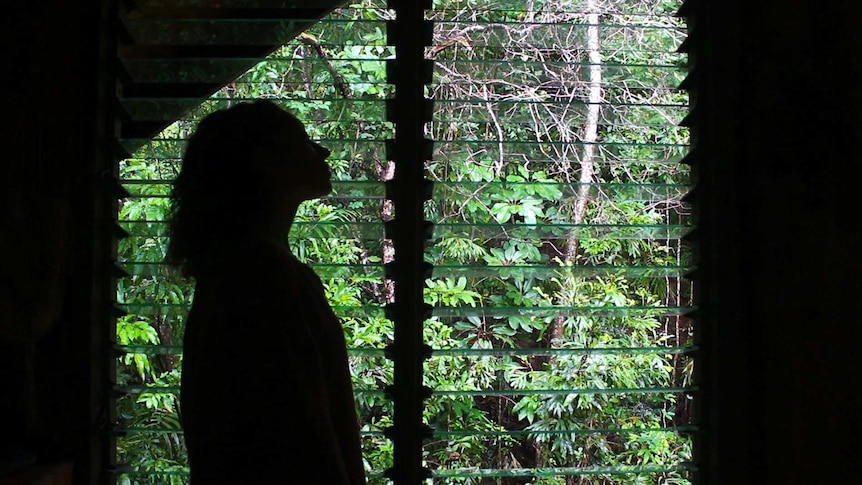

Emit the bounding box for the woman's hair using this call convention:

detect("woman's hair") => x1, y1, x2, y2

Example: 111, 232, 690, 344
166, 100, 297, 276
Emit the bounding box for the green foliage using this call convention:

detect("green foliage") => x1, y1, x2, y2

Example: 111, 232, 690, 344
116, 0, 693, 483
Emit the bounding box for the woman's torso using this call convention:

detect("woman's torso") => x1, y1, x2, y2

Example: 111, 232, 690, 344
180, 241, 363, 484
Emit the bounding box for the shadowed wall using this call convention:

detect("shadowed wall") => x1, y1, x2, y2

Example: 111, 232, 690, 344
2, 1, 860, 483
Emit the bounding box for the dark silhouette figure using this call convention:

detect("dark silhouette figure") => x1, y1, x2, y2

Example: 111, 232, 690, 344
167, 100, 366, 484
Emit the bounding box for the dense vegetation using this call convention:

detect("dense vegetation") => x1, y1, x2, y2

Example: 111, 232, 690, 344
115, 0, 693, 483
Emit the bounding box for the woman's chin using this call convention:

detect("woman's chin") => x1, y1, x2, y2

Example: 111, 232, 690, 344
302, 181, 332, 201
320, 179, 333, 196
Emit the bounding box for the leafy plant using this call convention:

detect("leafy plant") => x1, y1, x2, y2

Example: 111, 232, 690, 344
116, 1, 694, 483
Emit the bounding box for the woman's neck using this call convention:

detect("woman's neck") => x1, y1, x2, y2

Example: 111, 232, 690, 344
261, 200, 300, 242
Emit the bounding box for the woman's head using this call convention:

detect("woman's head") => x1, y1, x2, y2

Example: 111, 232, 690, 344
166, 100, 331, 275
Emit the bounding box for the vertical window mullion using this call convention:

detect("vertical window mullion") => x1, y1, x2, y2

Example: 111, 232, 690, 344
386, 0, 436, 482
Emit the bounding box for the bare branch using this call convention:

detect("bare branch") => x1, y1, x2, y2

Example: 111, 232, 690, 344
297, 32, 351, 97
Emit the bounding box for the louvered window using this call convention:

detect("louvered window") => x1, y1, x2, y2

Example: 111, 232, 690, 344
113, 2, 395, 482
419, 0, 694, 482
111, 0, 694, 483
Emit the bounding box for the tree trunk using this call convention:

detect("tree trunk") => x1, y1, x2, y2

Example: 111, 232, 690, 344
547, 1, 602, 347
537, 2, 602, 470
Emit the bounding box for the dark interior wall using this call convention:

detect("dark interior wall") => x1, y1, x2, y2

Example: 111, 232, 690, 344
3, 0, 115, 483
755, 3, 862, 483
1, 1, 859, 484
697, 1, 862, 483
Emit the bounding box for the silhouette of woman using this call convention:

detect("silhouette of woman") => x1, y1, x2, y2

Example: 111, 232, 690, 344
167, 100, 366, 484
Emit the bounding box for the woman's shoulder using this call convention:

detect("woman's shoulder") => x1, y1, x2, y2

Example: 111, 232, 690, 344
243, 238, 297, 268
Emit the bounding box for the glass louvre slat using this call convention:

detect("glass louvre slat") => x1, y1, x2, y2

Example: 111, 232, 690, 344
431, 101, 688, 126
432, 465, 695, 478
115, 427, 390, 437
119, 141, 688, 164
117, 303, 687, 319
431, 81, 686, 91
428, 0, 682, 17
121, 58, 392, 83
117, 369, 396, 396
432, 306, 688, 318
115, 471, 389, 482
116, 427, 184, 434
430, 388, 693, 397
116, 385, 692, 396
430, 19, 683, 29
431, 223, 691, 240
118, 262, 386, 278
119, 221, 388, 238
133, 0, 367, 7
118, 262, 692, 279
432, 142, 688, 166
120, 98, 392, 121
121, 141, 687, 165
126, 137, 687, 151
434, 154, 685, 166
122, 18, 389, 46
117, 303, 386, 319
431, 264, 694, 278
435, 426, 697, 437
119, 138, 390, 159
116, 470, 399, 484
431, 7, 683, 16
120, 58, 679, 84
118, 385, 182, 393
430, 119, 688, 132
114, 345, 693, 356
117, 471, 189, 478
120, 59, 277, 84
114, 426, 696, 437
434, 139, 688, 150
428, 22, 683, 49
121, 181, 689, 202
431, 116, 689, 133
118, 386, 386, 397
431, 346, 694, 356
118, 222, 689, 239
122, 57, 676, 68
117, 470, 391, 481
125, 14, 386, 23
116, 344, 183, 354
116, 345, 388, 355
120, 157, 685, 174
433, 60, 684, 78
203, 81, 392, 91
